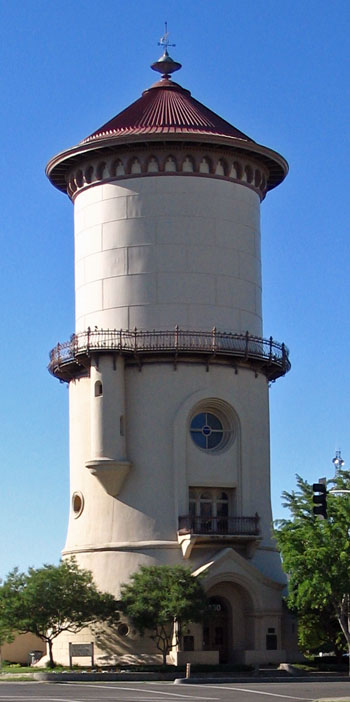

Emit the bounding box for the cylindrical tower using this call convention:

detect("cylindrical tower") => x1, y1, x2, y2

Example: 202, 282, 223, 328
47, 47, 291, 665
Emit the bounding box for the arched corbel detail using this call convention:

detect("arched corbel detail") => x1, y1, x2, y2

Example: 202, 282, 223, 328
199, 156, 211, 174
139, 155, 148, 174
233, 160, 242, 180
208, 156, 215, 175
110, 159, 120, 177
146, 155, 160, 173
67, 174, 77, 197
75, 169, 83, 188
164, 154, 177, 172
127, 156, 142, 175
84, 165, 94, 184
215, 158, 228, 177
181, 155, 195, 173
96, 161, 106, 180
245, 164, 253, 184
192, 153, 202, 172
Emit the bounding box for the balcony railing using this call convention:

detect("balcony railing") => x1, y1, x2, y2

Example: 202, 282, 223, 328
178, 514, 260, 536
48, 327, 290, 381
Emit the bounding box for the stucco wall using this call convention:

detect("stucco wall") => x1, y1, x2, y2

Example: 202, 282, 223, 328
54, 166, 288, 666
74, 176, 262, 335
64, 360, 279, 591
1, 633, 44, 665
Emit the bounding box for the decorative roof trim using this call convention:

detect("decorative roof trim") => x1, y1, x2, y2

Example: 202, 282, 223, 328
64, 143, 270, 202
46, 133, 288, 195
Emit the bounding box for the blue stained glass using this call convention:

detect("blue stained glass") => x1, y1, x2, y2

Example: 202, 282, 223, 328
190, 431, 206, 449
190, 413, 206, 430
190, 411, 225, 450
207, 432, 223, 449
207, 413, 223, 430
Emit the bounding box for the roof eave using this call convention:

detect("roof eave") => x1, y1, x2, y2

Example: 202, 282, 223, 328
46, 132, 288, 194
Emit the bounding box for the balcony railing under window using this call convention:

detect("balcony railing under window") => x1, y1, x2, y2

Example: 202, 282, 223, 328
178, 514, 259, 536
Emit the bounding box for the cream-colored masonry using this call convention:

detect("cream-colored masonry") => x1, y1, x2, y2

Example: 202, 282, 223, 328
73, 176, 262, 335
64, 360, 282, 597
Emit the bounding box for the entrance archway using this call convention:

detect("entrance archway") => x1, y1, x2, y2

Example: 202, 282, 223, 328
204, 579, 257, 663
203, 596, 231, 663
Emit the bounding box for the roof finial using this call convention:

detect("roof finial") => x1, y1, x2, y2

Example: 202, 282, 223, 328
151, 23, 182, 79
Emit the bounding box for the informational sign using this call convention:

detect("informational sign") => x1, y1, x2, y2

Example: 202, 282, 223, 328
69, 642, 94, 668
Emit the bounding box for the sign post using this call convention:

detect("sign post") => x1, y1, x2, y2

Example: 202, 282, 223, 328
68, 642, 94, 668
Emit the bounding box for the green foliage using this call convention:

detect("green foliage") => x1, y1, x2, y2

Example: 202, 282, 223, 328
274, 470, 350, 657
120, 565, 208, 664
297, 608, 346, 655
0, 558, 118, 668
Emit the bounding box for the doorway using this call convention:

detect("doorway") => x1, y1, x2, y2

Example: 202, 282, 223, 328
203, 596, 231, 663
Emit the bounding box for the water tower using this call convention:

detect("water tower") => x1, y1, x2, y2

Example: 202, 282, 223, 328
47, 36, 291, 665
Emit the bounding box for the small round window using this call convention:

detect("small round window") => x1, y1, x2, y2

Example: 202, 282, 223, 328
190, 412, 225, 450
117, 623, 129, 637
72, 491, 84, 518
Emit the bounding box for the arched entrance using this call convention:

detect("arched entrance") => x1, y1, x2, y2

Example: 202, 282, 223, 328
203, 596, 232, 663
203, 579, 257, 663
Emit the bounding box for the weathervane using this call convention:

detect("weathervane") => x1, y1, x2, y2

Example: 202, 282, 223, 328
158, 22, 175, 53
151, 22, 182, 78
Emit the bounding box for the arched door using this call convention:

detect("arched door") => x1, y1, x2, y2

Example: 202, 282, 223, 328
203, 596, 231, 663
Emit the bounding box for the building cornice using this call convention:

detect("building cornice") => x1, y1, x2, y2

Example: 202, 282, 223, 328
47, 133, 287, 201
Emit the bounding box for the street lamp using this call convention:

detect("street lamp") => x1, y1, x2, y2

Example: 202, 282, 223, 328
332, 450, 345, 472
329, 451, 349, 497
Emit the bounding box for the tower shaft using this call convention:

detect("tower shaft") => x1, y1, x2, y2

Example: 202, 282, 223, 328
47, 49, 293, 666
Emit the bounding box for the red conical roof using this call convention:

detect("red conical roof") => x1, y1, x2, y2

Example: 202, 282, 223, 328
82, 77, 254, 144
46, 57, 288, 194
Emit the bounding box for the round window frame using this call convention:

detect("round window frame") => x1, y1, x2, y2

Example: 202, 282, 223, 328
117, 623, 129, 637
72, 491, 84, 518
189, 401, 235, 454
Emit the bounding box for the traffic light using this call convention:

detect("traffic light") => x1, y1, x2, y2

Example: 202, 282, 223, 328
312, 483, 327, 519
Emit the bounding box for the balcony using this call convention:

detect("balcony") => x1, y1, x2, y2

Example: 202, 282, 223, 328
48, 328, 290, 382
177, 514, 261, 559
178, 515, 259, 536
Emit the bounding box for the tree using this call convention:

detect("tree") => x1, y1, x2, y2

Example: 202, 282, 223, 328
120, 565, 208, 665
0, 558, 118, 667
296, 607, 345, 658
274, 469, 350, 667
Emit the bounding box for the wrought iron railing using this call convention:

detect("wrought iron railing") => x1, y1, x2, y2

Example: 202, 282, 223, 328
178, 514, 260, 536
49, 327, 290, 379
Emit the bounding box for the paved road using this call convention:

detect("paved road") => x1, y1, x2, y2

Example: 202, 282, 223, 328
0, 680, 349, 702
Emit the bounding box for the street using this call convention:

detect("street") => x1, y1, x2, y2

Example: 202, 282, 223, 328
0, 680, 349, 701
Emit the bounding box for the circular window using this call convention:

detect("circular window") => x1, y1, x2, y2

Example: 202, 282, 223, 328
190, 412, 224, 450
72, 491, 84, 518
189, 402, 235, 453
117, 623, 129, 637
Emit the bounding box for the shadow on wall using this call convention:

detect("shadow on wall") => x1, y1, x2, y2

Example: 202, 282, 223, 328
94, 621, 164, 666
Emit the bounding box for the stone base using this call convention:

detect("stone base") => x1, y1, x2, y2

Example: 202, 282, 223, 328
238, 649, 286, 665
170, 650, 219, 665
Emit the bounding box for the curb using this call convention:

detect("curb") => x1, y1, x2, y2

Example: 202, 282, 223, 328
174, 676, 350, 685
33, 672, 178, 682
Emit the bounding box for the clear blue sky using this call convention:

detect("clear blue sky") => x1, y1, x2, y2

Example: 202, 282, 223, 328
1, 0, 349, 581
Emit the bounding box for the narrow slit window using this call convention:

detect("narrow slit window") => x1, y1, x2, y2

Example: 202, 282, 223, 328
94, 381, 103, 397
